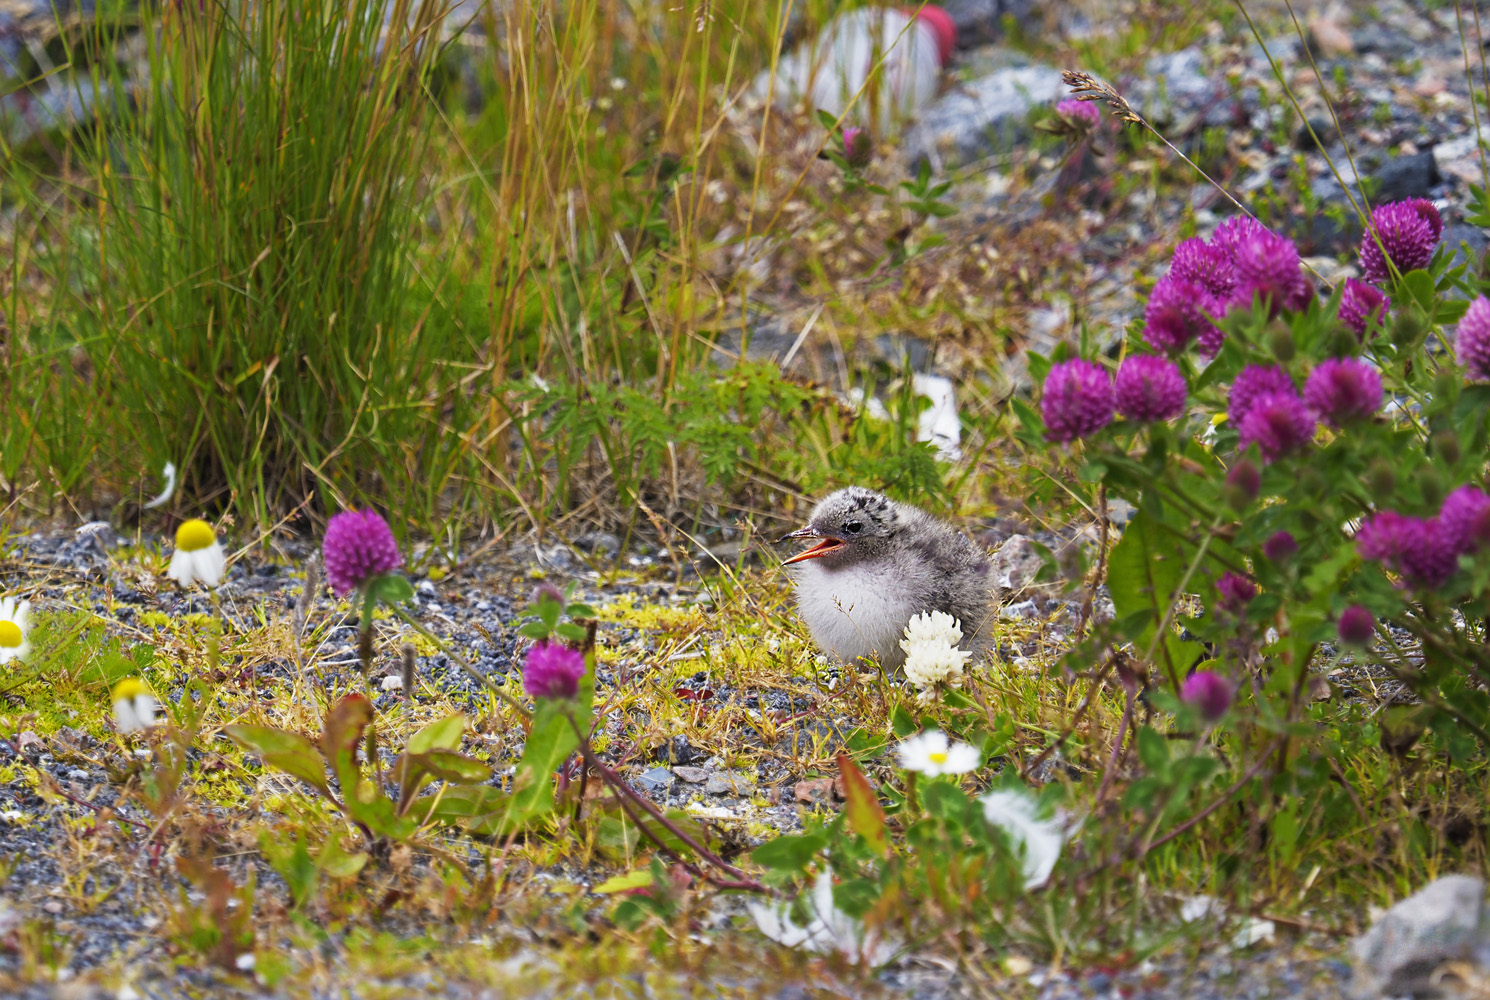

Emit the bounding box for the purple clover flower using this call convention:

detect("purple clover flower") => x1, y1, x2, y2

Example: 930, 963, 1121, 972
1337, 605, 1375, 647
323, 510, 403, 596
1143, 276, 1220, 355
1228, 228, 1312, 316
1360, 199, 1441, 283
1238, 391, 1315, 463
1225, 460, 1262, 507
1457, 296, 1490, 381
1303, 358, 1383, 426
1181, 671, 1233, 722
1211, 216, 1270, 260
1115, 355, 1187, 422
522, 641, 587, 700
1263, 531, 1297, 562
1440, 484, 1490, 555
1056, 98, 1100, 128
1215, 572, 1257, 616
1042, 359, 1115, 443
1228, 365, 1297, 426
841, 126, 873, 169
1338, 279, 1390, 341
1169, 237, 1235, 298
1356, 511, 1458, 588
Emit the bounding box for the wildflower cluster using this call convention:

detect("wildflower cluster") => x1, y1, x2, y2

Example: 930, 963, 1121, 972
1021, 195, 1490, 768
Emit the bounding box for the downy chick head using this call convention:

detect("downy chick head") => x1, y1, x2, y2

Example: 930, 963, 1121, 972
782, 487, 898, 567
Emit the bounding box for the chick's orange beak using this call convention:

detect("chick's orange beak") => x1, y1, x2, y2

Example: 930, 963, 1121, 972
781, 527, 846, 564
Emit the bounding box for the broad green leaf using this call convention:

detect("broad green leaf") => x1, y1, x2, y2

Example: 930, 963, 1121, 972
890, 704, 919, 739
315, 836, 368, 878
407, 714, 465, 754
1136, 727, 1170, 779
321, 695, 373, 797
1106, 504, 1205, 681
836, 754, 889, 857
225, 725, 331, 796
369, 574, 414, 605
751, 832, 826, 873
594, 869, 654, 894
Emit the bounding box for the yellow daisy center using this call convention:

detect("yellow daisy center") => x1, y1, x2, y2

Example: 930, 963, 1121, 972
0, 621, 20, 648
929, 751, 948, 764
112, 677, 147, 702
175, 519, 216, 552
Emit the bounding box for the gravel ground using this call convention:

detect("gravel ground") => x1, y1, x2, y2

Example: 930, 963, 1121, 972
0, 521, 1372, 999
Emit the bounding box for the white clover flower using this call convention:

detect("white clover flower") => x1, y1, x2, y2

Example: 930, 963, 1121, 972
0, 597, 31, 664
896, 730, 980, 777
111, 678, 157, 735
167, 518, 226, 588
900, 610, 971, 696
748, 869, 899, 967
980, 787, 1067, 889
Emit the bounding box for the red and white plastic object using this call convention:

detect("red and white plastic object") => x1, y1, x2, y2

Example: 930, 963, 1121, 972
753, 5, 957, 136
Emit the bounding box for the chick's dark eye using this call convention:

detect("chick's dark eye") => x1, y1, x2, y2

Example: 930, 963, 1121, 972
844, 520, 864, 535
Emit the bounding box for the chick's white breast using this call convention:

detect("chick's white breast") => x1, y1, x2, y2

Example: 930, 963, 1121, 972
791, 560, 918, 668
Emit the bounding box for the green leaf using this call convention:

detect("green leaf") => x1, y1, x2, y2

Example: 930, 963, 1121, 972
315, 836, 368, 878
369, 574, 414, 606
554, 623, 588, 643
836, 754, 889, 857
1136, 727, 1171, 779
1106, 504, 1205, 682
594, 869, 654, 894
320, 695, 373, 795
407, 714, 466, 754
890, 704, 919, 739
567, 603, 597, 619
517, 622, 550, 640
751, 833, 826, 873
225, 725, 331, 796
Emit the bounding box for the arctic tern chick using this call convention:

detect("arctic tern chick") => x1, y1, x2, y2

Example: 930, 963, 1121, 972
782, 487, 992, 669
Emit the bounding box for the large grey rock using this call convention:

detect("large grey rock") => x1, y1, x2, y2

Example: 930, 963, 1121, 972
1351, 875, 1490, 999
1372, 149, 1441, 203
903, 63, 1064, 171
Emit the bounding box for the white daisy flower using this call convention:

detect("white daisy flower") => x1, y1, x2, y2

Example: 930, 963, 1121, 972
167, 518, 226, 588
0, 597, 32, 664
111, 678, 158, 734
980, 787, 1067, 889
900, 610, 971, 695
896, 730, 980, 777
748, 869, 899, 967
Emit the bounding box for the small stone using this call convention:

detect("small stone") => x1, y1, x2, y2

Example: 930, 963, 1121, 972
671, 766, 709, 784
1351, 874, 1490, 999
417, 580, 437, 596
1307, 6, 1353, 56
66, 769, 90, 781
667, 734, 699, 765
635, 766, 673, 797
793, 778, 835, 805
16, 731, 43, 752
705, 771, 755, 796
41, 900, 64, 915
